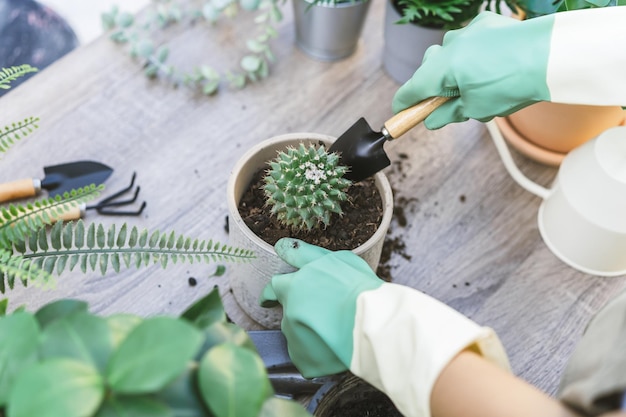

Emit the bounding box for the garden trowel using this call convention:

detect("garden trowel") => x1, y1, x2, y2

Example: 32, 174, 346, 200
0, 160, 113, 203
329, 96, 449, 182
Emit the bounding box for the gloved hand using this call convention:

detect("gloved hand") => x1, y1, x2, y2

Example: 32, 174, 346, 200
261, 238, 510, 417
392, 11, 554, 129
392, 8, 626, 129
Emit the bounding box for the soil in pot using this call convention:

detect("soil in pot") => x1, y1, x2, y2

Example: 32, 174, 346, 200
238, 170, 383, 251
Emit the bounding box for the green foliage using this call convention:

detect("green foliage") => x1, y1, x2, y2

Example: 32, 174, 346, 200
0, 65, 38, 90
490, 0, 625, 18
0, 117, 39, 153
263, 143, 352, 231
103, 0, 283, 94
0, 288, 312, 417
394, 0, 484, 28
0, 64, 255, 296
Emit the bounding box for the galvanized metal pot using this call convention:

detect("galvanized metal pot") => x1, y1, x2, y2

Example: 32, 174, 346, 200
226, 133, 393, 329
292, 0, 372, 61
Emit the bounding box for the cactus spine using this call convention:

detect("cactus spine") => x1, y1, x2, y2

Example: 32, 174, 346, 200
263, 143, 352, 230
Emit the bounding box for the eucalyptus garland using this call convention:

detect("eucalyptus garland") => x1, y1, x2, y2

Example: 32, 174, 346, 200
102, 0, 283, 95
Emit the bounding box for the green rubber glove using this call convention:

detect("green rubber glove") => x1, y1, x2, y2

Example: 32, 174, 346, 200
392, 11, 554, 129
260, 238, 384, 378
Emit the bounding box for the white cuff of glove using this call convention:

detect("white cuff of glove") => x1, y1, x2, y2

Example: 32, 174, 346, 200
350, 283, 510, 417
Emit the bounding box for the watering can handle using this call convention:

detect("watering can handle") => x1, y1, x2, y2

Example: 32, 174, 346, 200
485, 120, 551, 200
384, 96, 451, 139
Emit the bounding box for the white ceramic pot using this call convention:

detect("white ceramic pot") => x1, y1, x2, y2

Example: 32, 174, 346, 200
227, 133, 394, 328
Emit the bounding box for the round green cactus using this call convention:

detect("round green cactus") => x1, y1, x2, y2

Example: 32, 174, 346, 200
263, 143, 352, 231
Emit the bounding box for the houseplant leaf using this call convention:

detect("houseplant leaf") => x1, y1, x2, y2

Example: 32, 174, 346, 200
8, 358, 104, 417
0, 312, 39, 406
157, 367, 208, 416
95, 395, 172, 417
258, 396, 311, 417
106, 317, 203, 393
34, 299, 89, 328
198, 343, 272, 417
200, 321, 256, 353
180, 286, 226, 329
39, 311, 113, 373
106, 313, 143, 348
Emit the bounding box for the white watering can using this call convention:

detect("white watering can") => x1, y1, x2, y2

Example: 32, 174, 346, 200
486, 121, 626, 277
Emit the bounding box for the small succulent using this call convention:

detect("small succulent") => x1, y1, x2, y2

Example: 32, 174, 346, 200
263, 143, 352, 230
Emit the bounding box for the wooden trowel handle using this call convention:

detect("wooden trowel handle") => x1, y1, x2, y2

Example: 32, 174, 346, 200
384, 96, 450, 139
0, 178, 39, 203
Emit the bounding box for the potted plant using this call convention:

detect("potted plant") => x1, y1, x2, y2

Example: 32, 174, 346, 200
0, 287, 312, 417
292, 0, 372, 61
227, 132, 393, 328
493, 0, 626, 166
0, 64, 254, 297
383, 0, 483, 84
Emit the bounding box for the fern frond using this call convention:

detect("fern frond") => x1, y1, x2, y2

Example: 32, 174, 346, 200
0, 249, 53, 294
0, 64, 38, 89
0, 117, 40, 153
0, 184, 103, 247
15, 220, 255, 277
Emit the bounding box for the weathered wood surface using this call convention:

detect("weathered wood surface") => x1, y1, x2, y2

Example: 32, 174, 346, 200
1, 0, 625, 398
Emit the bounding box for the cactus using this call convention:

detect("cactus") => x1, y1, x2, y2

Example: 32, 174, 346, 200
263, 143, 352, 230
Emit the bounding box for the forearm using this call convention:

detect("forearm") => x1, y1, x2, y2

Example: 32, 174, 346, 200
431, 350, 581, 417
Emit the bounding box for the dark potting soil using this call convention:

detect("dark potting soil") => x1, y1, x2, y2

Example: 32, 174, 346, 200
328, 391, 403, 417
238, 170, 383, 251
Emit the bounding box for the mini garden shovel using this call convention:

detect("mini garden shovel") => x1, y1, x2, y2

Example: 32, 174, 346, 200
329, 96, 449, 182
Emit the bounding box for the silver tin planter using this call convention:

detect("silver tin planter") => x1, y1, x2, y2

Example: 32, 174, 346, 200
383, 0, 446, 84
292, 0, 372, 61
227, 133, 393, 329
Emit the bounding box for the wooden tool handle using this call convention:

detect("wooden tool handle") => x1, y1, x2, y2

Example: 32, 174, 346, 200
0, 178, 39, 203
23, 204, 84, 223
384, 96, 450, 139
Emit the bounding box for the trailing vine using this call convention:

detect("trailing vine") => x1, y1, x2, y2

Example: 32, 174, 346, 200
102, 0, 284, 95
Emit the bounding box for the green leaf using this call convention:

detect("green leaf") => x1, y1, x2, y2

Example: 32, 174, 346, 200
39, 312, 113, 373
115, 12, 135, 28
199, 322, 255, 357
241, 55, 261, 72
35, 299, 89, 328
106, 314, 143, 348
258, 397, 312, 417
8, 359, 104, 417
180, 287, 226, 328
106, 317, 203, 394
211, 265, 226, 277
198, 344, 273, 417
157, 367, 207, 416
0, 312, 40, 406
95, 395, 172, 417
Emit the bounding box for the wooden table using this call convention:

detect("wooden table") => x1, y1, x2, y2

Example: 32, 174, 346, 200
2, 0, 625, 399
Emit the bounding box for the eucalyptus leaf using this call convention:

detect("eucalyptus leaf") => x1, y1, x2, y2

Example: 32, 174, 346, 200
115, 12, 135, 28
8, 359, 104, 417
0, 312, 40, 406
240, 0, 262, 11
106, 317, 203, 394
241, 55, 262, 72
198, 344, 272, 417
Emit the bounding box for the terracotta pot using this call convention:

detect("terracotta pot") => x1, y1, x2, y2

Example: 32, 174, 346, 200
226, 133, 394, 329
495, 102, 626, 166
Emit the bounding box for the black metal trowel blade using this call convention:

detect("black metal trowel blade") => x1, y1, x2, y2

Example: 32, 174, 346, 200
328, 117, 390, 182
